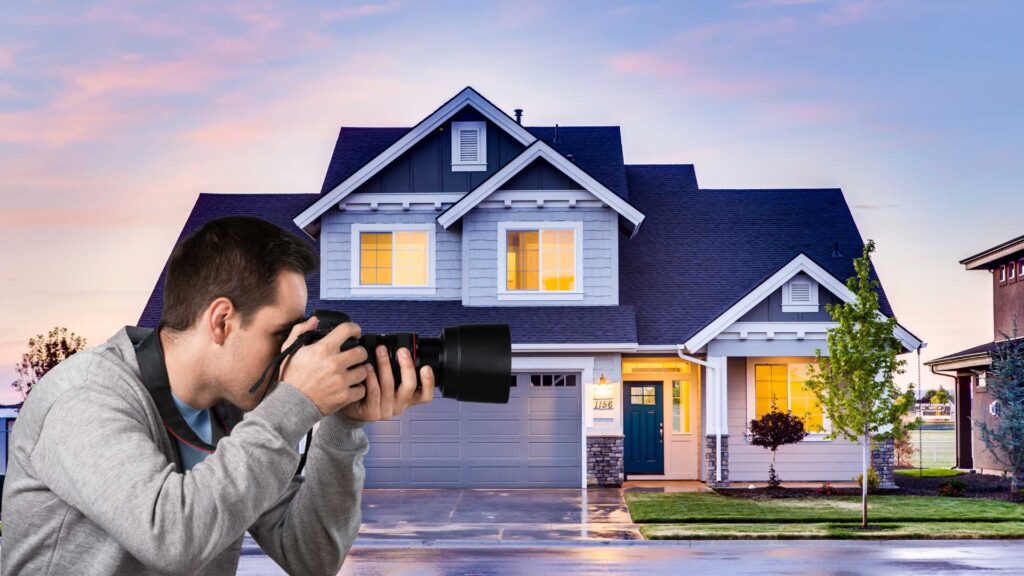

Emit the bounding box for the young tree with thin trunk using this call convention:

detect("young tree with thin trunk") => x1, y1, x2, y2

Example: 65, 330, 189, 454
10, 327, 87, 400
975, 330, 1024, 492
749, 403, 809, 488
803, 240, 916, 528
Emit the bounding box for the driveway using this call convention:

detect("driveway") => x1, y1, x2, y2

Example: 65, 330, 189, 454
356, 488, 641, 542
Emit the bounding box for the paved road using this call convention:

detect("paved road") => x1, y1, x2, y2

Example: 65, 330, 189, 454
237, 541, 1024, 575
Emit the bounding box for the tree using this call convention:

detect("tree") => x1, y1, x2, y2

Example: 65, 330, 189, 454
10, 327, 87, 400
803, 240, 916, 528
975, 332, 1024, 491
749, 403, 809, 488
931, 387, 952, 405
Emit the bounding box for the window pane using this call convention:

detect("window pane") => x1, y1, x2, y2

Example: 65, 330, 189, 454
754, 364, 788, 418
394, 231, 428, 286
540, 229, 575, 292
672, 380, 690, 433
360, 232, 392, 285
507, 231, 539, 290
789, 364, 824, 432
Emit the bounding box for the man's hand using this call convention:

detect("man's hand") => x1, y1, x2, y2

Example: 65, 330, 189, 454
278, 317, 370, 416
341, 344, 435, 422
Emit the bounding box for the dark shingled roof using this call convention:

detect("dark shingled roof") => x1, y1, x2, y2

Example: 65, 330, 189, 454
619, 164, 895, 345
138, 193, 637, 344
139, 166, 903, 348
320, 126, 630, 199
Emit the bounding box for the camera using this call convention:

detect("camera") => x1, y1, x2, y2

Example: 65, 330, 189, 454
302, 309, 512, 404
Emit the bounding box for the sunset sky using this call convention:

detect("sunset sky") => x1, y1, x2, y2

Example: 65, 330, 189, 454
1, 1, 1022, 404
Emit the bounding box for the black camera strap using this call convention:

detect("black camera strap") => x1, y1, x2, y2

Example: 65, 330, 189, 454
135, 324, 240, 458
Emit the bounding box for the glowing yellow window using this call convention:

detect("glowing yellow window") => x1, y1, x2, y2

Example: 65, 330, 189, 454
359, 231, 428, 286
506, 229, 574, 291
789, 364, 825, 432
754, 364, 788, 418
672, 379, 691, 433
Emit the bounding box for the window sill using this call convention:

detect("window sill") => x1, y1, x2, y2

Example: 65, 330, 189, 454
452, 163, 487, 172
782, 304, 819, 313
350, 285, 437, 296
496, 290, 584, 301
743, 432, 833, 443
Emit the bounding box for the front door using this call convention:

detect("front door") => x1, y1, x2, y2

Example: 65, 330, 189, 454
624, 382, 664, 474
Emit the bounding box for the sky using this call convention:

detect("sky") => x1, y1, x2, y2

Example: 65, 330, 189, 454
1, 0, 1022, 404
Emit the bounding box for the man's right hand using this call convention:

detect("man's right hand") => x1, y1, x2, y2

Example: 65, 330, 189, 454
279, 317, 369, 416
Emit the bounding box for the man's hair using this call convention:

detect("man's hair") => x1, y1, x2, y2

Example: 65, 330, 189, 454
161, 216, 318, 333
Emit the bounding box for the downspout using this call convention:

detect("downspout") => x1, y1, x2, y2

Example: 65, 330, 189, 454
677, 347, 721, 483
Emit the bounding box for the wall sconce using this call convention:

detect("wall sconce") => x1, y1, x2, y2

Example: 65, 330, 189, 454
593, 373, 614, 400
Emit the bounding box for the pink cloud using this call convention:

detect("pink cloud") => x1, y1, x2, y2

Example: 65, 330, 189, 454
322, 2, 401, 21
818, 0, 876, 25
607, 52, 776, 97
0, 46, 13, 69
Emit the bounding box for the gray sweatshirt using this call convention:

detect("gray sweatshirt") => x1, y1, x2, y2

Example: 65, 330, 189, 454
0, 326, 368, 575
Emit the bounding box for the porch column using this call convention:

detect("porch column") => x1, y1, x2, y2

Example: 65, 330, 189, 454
704, 355, 730, 487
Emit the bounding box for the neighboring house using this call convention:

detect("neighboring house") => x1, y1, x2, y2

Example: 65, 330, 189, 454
139, 87, 922, 488
925, 235, 1024, 474
0, 402, 22, 475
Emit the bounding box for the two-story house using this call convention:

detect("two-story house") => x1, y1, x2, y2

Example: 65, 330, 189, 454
139, 87, 922, 488
926, 235, 1024, 474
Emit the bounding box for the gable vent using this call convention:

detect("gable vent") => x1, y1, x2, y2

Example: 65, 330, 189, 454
782, 275, 819, 313
459, 129, 479, 162
789, 280, 812, 303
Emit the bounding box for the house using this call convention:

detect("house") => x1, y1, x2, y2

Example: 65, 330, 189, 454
139, 87, 922, 488
925, 235, 1024, 474
0, 402, 22, 476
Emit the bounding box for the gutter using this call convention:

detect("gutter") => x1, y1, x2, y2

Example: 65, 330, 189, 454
929, 363, 963, 469
676, 347, 721, 484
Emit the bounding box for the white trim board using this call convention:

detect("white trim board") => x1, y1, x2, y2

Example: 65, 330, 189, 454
436, 141, 646, 238
294, 87, 536, 237
682, 253, 924, 353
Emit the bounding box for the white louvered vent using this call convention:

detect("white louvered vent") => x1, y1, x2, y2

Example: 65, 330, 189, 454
459, 129, 479, 162
451, 121, 486, 171
789, 280, 812, 303
782, 275, 819, 312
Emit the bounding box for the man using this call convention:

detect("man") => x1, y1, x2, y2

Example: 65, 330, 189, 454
1, 216, 434, 575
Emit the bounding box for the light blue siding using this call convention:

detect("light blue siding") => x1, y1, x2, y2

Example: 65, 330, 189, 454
461, 207, 620, 306
320, 211, 461, 300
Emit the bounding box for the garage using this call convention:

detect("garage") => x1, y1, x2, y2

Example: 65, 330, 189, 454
362, 372, 582, 488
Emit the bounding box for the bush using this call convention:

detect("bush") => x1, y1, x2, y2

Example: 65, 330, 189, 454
817, 481, 837, 496
938, 479, 967, 497
854, 468, 880, 494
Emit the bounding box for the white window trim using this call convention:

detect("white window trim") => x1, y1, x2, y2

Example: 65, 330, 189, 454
999, 265, 1007, 282
349, 223, 437, 296
745, 357, 832, 441
782, 275, 819, 313
496, 220, 584, 301
451, 121, 487, 172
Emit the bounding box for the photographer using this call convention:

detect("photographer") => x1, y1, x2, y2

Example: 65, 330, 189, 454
0, 216, 434, 575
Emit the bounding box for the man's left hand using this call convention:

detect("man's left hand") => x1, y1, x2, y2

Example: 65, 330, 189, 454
341, 345, 435, 422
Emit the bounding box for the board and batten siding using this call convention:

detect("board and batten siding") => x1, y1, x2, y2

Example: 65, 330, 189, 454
320, 211, 461, 300
461, 207, 619, 306
725, 356, 864, 482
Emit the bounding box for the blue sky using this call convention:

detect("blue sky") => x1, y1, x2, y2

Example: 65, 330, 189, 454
1, 1, 1022, 400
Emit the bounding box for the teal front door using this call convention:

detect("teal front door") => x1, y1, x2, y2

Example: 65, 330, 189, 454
624, 382, 664, 474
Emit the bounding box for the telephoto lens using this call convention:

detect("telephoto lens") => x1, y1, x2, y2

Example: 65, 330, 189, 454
305, 309, 511, 404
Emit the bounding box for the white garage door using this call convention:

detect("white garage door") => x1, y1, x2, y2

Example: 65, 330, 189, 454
362, 372, 582, 487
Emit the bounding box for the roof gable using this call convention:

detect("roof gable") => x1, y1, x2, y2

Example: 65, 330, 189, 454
436, 140, 646, 237
295, 87, 536, 237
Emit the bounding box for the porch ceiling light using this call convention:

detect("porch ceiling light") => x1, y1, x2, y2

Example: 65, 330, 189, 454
593, 373, 614, 399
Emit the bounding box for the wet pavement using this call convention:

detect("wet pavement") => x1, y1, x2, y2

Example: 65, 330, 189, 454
237, 540, 1024, 575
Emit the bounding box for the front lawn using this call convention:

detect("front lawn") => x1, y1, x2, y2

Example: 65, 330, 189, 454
625, 492, 1024, 524
640, 521, 1024, 540
895, 468, 965, 478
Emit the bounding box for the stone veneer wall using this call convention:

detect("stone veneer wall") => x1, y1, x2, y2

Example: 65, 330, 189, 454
704, 435, 730, 487
587, 435, 624, 487
871, 437, 897, 489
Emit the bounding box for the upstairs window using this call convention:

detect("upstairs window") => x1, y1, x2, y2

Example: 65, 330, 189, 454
782, 274, 819, 313
351, 224, 435, 294
999, 265, 1007, 285
451, 121, 486, 172
506, 229, 575, 291
1010, 261, 1017, 283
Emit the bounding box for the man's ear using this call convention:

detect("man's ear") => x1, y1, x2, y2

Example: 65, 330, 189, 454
207, 297, 235, 346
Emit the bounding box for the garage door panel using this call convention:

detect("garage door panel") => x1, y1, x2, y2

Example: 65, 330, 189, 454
362, 371, 582, 488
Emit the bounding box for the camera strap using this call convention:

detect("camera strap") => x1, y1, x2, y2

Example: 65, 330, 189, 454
134, 324, 240, 457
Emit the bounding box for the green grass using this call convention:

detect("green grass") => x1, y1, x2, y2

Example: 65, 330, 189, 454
625, 492, 1024, 524
895, 468, 965, 478
640, 522, 1024, 540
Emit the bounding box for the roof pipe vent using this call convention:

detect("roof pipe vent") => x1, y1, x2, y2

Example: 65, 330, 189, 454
514, 108, 523, 125
553, 123, 559, 143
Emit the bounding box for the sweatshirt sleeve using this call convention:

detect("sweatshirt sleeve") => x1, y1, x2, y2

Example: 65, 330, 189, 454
247, 411, 368, 576
29, 379, 324, 575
